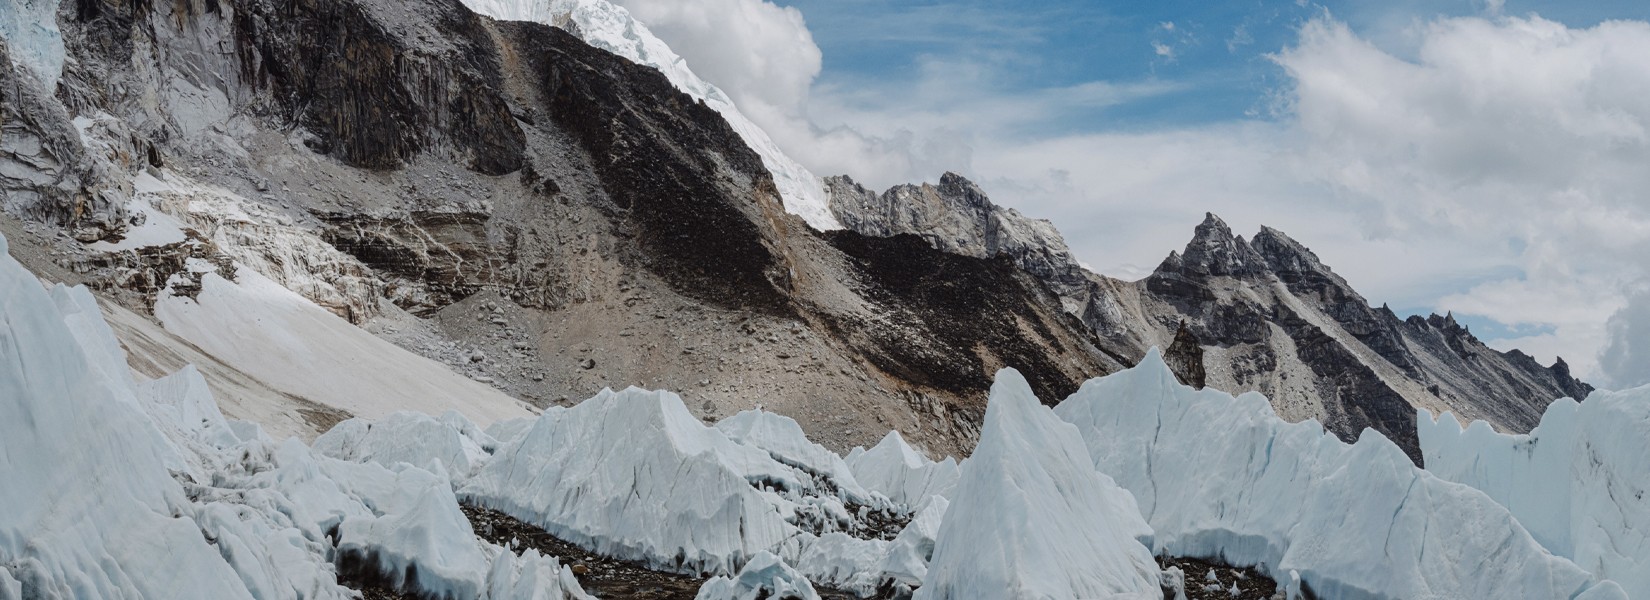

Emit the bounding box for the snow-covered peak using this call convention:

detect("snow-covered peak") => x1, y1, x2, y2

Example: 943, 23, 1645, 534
459, 0, 841, 231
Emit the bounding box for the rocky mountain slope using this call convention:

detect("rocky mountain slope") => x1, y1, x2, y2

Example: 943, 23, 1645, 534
827, 173, 1591, 461
0, 0, 1114, 459
0, 0, 1585, 465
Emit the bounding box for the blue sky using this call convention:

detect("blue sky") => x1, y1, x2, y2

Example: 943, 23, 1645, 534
780, 0, 1650, 133
617, 0, 1650, 385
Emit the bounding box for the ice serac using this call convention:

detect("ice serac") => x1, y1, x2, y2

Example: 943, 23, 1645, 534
314, 410, 502, 483
2, 230, 591, 600
1054, 348, 1625, 600
916, 368, 1161, 600
695, 551, 821, 600
0, 235, 253, 599
458, 0, 839, 231
1420, 389, 1650, 597
845, 430, 959, 507
717, 408, 878, 506
461, 386, 803, 576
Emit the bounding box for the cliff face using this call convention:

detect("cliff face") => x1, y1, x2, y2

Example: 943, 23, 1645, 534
2, 0, 1110, 457
829, 177, 1591, 463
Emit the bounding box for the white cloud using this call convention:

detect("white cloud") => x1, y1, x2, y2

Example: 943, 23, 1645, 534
1272, 15, 1650, 381
1601, 284, 1650, 389
614, 1, 1650, 384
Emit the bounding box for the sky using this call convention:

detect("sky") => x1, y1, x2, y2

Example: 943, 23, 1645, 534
607, 0, 1650, 390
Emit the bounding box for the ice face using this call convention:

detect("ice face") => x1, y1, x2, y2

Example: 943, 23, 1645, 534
1420, 389, 1650, 597
1054, 348, 1625, 600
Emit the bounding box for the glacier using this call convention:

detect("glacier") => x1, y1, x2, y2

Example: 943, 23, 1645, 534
457, 0, 841, 231
1054, 348, 1627, 600
916, 368, 1162, 600
1420, 389, 1650, 597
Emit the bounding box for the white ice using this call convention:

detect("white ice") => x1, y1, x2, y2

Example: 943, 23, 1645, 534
695, 551, 821, 600
1420, 388, 1650, 597
915, 368, 1161, 600
1, 231, 588, 600
1, 0, 65, 89
1054, 348, 1625, 600
461, 386, 805, 576
845, 430, 959, 508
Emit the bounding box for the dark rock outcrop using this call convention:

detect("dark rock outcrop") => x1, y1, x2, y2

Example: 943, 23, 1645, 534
1164, 322, 1206, 389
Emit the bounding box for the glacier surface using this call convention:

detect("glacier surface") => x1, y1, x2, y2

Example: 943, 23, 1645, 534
1054, 348, 1626, 600
457, 0, 840, 231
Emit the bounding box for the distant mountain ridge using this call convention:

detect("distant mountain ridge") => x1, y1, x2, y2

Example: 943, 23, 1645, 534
827, 173, 1591, 462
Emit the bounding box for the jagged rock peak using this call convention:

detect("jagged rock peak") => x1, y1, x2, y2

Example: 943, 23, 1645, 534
1162, 212, 1268, 278
1252, 225, 1325, 275
935, 171, 993, 210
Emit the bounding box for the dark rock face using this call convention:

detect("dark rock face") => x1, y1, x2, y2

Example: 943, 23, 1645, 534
319, 210, 498, 313
496, 21, 795, 316
1164, 323, 1206, 389
233, 0, 525, 173
823, 232, 1120, 408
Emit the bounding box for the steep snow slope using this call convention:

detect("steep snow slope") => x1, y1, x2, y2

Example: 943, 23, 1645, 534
459, 0, 839, 231
154, 266, 535, 427
1, 231, 590, 600
1054, 349, 1624, 600
1420, 391, 1650, 596
916, 368, 1161, 600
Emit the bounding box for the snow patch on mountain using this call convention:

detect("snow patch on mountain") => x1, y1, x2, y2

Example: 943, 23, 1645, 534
916, 368, 1162, 600
1420, 390, 1650, 597
1055, 348, 1625, 600
457, 0, 839, 231
154, 266, 534, 428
